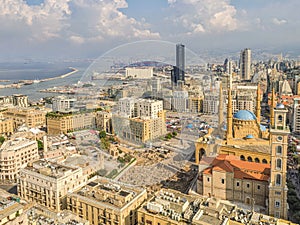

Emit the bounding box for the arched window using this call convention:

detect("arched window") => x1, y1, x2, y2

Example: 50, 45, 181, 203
276, 174, 281, 186
247, 156, 253, 162
276, 159, 282, 169
240, 155, 245, 161
262, 159, 268, 164
278, 115, 283, 122
276, 146, 282, 155
254, 158, 260, 163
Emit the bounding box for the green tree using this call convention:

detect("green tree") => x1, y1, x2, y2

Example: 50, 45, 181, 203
0, 136, 5, 144
99, 131, 106, 139
37, 140, 44, 150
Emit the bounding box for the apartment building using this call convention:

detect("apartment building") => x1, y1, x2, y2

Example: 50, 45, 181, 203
67, 177, 147, 225
0, 116, 13, 136
46, 111, 95, 135
18, 160, 88, 212
0, 138, 39, 181
3, 107, 46, 128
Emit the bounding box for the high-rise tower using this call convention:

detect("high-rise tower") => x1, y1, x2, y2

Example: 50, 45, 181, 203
269, 103, 289, 219
240, 48, 251, 80
172, 43, 185, 87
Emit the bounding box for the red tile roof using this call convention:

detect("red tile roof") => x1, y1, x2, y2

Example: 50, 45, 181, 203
202, 154, 270, 182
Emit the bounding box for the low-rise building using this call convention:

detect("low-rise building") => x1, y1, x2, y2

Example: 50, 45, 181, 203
95, 111, 112, 133
0, 190, 28, 225
137, 188, 297, 225
18, 160, 88, 212
0, 138, 39, 181
67, 177, 147, 225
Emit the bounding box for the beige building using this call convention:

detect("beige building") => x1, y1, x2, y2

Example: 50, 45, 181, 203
137, 188, 296, 225
0, 189, 28, 225
0, 117, 13, 136
188, 96, 203, 113
46, 111, 95, 135
67, 177, 147, 225
197, 154, 269, 207
18, 159, 88, 212
95, 110, 112, 133
3, 107, 46, 128
0, 138, 39, 181
12, 94, 28, 108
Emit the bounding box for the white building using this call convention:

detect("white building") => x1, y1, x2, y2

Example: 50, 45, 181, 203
52, 96, 77, 112
125, 67, 153, 79
118, 97, 136, 118
203, 93, 219, 114
293, 97, 300, 133
135, 99, 164, 119
12, 94, 28, 108
172, 91, 189, 112
0, 138, 39, 180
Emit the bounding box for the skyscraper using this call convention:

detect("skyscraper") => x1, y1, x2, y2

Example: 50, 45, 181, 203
239, 48, 251, 80
171, 43, 185, 87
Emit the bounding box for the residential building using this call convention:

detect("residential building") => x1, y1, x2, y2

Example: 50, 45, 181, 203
18, 159, 88, 212
12, 94, 28, 108
203, 93, 219, 114
67, 177, 147, 225
240, 48, 251, 80
52, 96, 77, 112
46, 111, 95, 135
0, 137, 39, 181
188, 96, 203, 113
0, 116, 13, 136
293, 97, 300, 133
3, 107, 46, 128
172, 91, 189, 112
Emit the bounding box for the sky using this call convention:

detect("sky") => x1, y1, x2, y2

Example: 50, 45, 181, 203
0, 0, 299, 61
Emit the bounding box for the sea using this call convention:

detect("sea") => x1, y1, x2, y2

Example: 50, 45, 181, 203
0, 61, 123, 101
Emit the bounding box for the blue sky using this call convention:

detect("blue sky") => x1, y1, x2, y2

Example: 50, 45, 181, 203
0, 0, 299, 60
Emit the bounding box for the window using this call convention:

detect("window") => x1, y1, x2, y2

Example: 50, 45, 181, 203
278, 115, 282, 122
277, 136, 283, 141
247, 183, 250, 188
275, 191, 281, 195
236, 182, 240, 187
276, 146, 282, 155
276, 159, 282, 170
257, 185, 260, 190
221, 179, 224, 184
276, 174, 281, 186
275, 200, 281, 208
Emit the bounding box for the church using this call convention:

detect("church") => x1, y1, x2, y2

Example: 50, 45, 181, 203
195, 84, 289, 219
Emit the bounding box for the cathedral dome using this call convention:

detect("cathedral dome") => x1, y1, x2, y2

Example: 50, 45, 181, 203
233, 110, 256, 121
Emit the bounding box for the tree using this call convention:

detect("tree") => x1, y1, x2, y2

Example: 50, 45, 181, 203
99, 131, 106, 139
37, 140, 44, 150
0, 136, 5, 144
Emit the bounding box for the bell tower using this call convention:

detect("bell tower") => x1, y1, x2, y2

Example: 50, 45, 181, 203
268, 103, 289, 219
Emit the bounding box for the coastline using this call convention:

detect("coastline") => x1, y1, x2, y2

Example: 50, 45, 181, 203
0, 67, 78, 89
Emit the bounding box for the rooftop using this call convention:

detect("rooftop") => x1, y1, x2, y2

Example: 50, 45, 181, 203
0, 138, 36, 152
24, 160, 79, 179
69, 177, 145, 211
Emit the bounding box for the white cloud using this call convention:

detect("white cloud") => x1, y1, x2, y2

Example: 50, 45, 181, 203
0, 0, 159, 44
167, 0, 238, 34
272, 18, 287, 26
